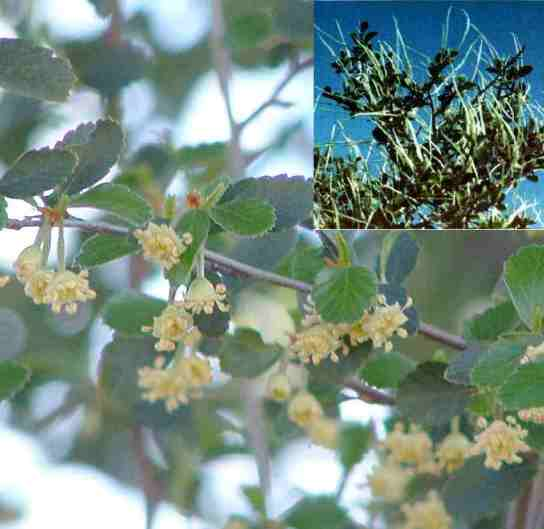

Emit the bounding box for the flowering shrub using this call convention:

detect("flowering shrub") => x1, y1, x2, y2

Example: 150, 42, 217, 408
315, 8, 544, 228
1, 2, 544, 529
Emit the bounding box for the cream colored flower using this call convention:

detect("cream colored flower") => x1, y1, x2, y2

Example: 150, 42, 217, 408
350, 295, 412, 352
44, 270, 96, 314
288, 322, 348, 365
307, 417, 338, 449
24, 269, 54, 304
521, 341, 544, 364
134, 222, 192, 270
183, 278, 229, 315
384, 423, 436, 472
267, 373, 292, 402
368, 459, 413, 502
287, 391, 323, 428
401, 491, 452, 529
177, 355, 213, 389
138, 356, 189, 412
436, 418, 472, 473
14, 245, 42, 283
142, 304, 199, 351
470, 416, 530, 470
0, 275, 10, 288
518, 407, 544, 424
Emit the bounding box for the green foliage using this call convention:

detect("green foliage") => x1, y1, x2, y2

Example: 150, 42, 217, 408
338, 422, 372, 472
284, 496, 350, 529
209, 197, 276, 237
470, 341, 525, 388
75, 233, 140, 268
0, 147, 77, 198
0, 39, 76, 102
0, 360, 30, 401
359, 351, 416, 389
442, 456, 536, 524
397, 362, 471, 427
0, 195, 7, 230
56, 119, 124, 195
312, 265, 377, 324
241, 485, 266, 516
166, 209, 211, 286
65, 38, 147, 97
69, 183, 152, 226
102, 291, 167, 336
219, 328, 282, 377
220, 175, 312, 231
379, 232, 419, 284
504, 245, 544, 332
445, 346, 484, 385
276, 243, 325, 283
499, 362, 544, 410
464, 301, 520, 341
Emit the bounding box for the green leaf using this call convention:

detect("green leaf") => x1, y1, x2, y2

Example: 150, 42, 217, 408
397, 362, 471, 427
339, 423, 372, 472
445, 346, 484, 385
379, 232, 419, 284
219, 328, 282, 378
471, 342, 525, 388
0, 195, 7, 230
443, 456, 535, 524
359, 352, 416, 389
504, 245, 544, 332
0, 39, 76, 102
284, 496, 350, 529
0, 361, 30, 401
69, 183, 152, 225
102, 291, 167, 335
464, 301, 520, 341
0, 147, 77, 198
312, 266, 377, 324
220, 174, 312, 231
65, 39, 147, 98
209, 197, 275, 237
241, 486, 266, 516
193, 310, 229, 338
166, 209, 210, 286
276, 243, 325, 284
56, 119, 124, 194
75, 233, 140, 268
499, 362, 544, 410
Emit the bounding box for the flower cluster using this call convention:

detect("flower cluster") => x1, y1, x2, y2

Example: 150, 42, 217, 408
288, 294, 412, 365
142, 304, 200, 352
134, 222, 192, 270
347, 294, 412, 352
138, 354, 213, 412
284, 391, 338, 449
401, 491, 452, 529
183, 278, 229, 315
470, 416, 530, 470
518, 407, 544, 424
521, 341, 544, 364
367, 418, 471, 522
14, 245, 96, 314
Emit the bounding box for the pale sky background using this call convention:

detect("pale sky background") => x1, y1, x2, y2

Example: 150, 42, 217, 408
0, 1, 385, 527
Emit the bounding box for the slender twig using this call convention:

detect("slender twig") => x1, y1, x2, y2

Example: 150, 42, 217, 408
5, 216, 468, 352
239, 57, 314, 130
210, 0, 244, 179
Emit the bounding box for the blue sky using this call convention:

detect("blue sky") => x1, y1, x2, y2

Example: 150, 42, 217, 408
314, 1, 544, 215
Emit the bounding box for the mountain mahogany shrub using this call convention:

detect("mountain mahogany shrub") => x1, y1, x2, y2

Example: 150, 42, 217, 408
3, 14, 544, 529
316, 14, 544, 228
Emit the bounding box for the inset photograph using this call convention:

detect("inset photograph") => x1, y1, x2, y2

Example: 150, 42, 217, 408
314, 2, 544, 228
